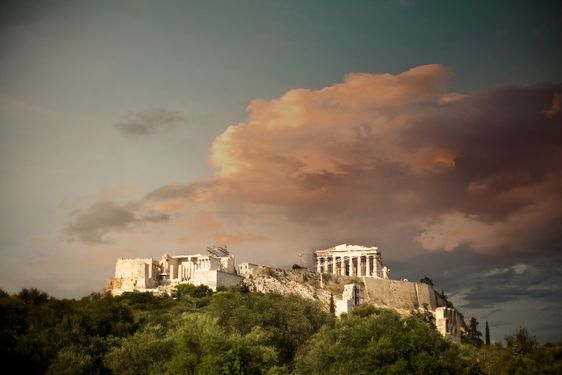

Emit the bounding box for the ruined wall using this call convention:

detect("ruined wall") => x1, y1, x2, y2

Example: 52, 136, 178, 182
435, 307, 464, 342
113, 258, 159, 290
190, 270, 243, 290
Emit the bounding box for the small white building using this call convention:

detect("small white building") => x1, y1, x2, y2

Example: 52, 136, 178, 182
315, 244, 390, 278
335, 283, 361, 316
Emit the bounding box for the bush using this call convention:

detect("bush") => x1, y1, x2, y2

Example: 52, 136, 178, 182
172, 283, 213, 300
295, 310, 465, 374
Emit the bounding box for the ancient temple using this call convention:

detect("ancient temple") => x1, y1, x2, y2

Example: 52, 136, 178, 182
314, 244, 390, 278
106, 245, 242, 295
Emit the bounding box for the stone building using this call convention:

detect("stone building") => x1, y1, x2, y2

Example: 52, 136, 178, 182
335, 283, 361, 316
315, 244, 390, 278
106, 246, 242, 295
435, 307, 464, 342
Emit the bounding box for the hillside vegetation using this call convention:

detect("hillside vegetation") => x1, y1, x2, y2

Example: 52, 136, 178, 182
0, 286, 560, 374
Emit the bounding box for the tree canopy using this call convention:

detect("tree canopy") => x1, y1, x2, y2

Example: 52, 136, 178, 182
0, 286, 560, 374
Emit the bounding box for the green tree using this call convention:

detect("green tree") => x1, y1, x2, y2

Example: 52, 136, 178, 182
46, 346, 97, 375
329, 293, 335, 316
485, 321, 490, 346
172, 284, 213, 300
505, 327, 537, 357
463, 317, 483, 347
105, 325, 174, 375
350, 303, 377, 318
207, 290, 332, 365
295, 309, 466, 374
476, 343, 518, 375
166, 313, 277, 374
419, 276, 434, 286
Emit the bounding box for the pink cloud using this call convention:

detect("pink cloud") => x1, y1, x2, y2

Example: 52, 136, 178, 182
66, 66, 562, 264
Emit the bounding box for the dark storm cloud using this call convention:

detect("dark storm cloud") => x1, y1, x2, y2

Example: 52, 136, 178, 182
114, 107, 185, 137
65, 200, 168, 244
395, 249, 562, 310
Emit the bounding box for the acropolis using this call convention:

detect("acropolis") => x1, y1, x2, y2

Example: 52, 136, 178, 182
106, 243, 467, 342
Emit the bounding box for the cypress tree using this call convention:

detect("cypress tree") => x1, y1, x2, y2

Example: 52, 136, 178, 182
329, 293, 336, 315
485, 320, 490, 345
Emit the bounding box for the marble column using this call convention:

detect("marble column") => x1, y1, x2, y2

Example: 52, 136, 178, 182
367, 255, 372, 277
316, 257, 321, 273
358, 256, 363, 277
335, 257, 340, 276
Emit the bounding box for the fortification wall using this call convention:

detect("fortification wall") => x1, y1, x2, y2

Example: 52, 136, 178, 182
362, 277, 438, 312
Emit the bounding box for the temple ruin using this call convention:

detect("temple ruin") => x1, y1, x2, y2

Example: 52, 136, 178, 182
314, 243, 390, 278
106, 246, 242, 295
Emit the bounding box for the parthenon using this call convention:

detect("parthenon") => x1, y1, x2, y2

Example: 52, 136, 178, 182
314, 243, 390, 278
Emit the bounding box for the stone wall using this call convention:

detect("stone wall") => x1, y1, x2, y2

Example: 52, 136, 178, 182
435, 307, 464, 342
113, 258, 159, 290
191, 270, 243, 290
361, 277, 465, 340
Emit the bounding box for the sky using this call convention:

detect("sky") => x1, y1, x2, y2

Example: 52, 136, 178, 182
1, 0, 561, 342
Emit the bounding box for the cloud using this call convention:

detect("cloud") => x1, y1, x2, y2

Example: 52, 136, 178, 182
71, 66, 562, 261
203, 67, 562, 256
114, 107, 185, 136
65, 200, 168, 243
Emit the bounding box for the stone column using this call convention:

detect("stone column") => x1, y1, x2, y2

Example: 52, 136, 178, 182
316, 257, 321, 273
349, 257, 354, 276
331, 256, 335, 275
336, 257, 343, 276
358, 256, 363, 277
367, 256, 372, 277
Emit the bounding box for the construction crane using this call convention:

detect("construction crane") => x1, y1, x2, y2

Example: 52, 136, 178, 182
206, 245, 229, 257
